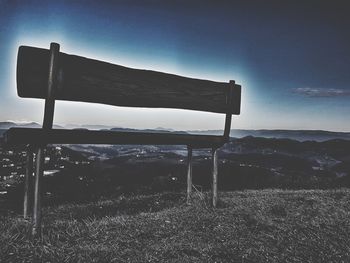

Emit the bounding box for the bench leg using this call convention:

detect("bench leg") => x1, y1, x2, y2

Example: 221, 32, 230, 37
32, 147, 45, 238
23, 146, 33, 219
212, 148, 218, 208
186, 146, 193, 204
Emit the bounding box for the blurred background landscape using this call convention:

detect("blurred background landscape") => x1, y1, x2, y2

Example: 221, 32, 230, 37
1, 122, 349, 213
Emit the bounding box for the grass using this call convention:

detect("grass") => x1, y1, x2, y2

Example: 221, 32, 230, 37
1, 189, 350, 262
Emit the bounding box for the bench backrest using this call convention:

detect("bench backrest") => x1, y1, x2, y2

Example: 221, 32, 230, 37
17, 45, 241, 115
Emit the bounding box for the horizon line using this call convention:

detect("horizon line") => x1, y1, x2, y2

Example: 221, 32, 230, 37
1, 120, 350, 133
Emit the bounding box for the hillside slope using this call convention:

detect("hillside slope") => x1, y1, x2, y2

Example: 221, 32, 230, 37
1, 189, 350, 262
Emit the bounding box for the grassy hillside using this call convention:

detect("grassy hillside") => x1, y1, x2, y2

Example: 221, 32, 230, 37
1, 189, 350, 262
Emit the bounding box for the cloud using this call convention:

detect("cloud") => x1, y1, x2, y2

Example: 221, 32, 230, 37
293, 87, 350, 98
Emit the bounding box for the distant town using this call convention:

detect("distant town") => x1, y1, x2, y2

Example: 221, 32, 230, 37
0, 144, 92, 196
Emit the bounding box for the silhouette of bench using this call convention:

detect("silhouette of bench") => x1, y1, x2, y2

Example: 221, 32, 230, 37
4, 43, 241, 237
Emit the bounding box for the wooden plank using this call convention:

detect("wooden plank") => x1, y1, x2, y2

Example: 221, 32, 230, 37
4, 128, 225, 148
17, 46, 241, 114
231, 83, 241, 115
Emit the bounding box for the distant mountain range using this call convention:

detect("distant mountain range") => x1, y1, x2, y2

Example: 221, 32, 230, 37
0, 121, 42, 129
0, 122, 63, 138
0, 121, 349, 142
189, 129, 350, 142
0, 121, 63, 129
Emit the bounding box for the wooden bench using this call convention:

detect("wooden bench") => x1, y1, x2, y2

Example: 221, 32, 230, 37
4, 43, 241, 237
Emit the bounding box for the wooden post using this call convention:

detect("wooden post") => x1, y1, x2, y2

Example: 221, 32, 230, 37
32, 42, 60, 238
186, 146, 193, 204
223, 80, 234, 140
212, 148, 218, 208
23, 146, 33, 219
32, 147, 44, 236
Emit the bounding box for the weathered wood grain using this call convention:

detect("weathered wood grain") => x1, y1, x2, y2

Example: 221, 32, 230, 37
17, 46, 241, 114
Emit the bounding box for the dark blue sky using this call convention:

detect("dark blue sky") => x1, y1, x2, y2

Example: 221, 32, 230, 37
1, 0, 349, 131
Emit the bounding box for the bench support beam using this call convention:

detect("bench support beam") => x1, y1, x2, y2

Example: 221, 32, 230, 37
223, 80, 235, 140
23, 146, 33, 219
32, 148, 44, 237
186, 146, 193, 204
32, 42, 60, 238
212, 148, 218, 208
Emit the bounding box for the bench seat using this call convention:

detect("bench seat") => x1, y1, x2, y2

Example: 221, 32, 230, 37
4, 127, 226, 148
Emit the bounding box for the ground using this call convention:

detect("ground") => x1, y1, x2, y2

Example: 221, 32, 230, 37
1, 189, 350, 262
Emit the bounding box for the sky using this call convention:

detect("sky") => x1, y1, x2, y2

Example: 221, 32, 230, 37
0, 0, 349, 131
